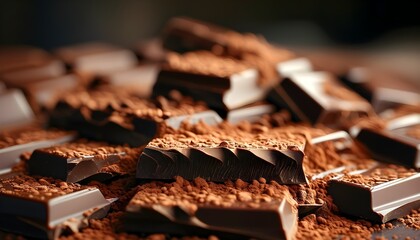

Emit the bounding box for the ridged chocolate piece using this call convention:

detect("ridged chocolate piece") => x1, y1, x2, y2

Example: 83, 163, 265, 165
354, 114, 420, 168
272, 71, 374, 128
27, 141, 135, 182
137, 125, 307, 184
123, 178, 298, 240
49, 89, 209, 146
154, 51, 267, 110
0, 175, 114, 239
328, 164, 420, 223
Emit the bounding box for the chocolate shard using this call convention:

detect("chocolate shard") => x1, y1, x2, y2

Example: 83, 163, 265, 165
0, 89, 35, 130
272, 71, 374, 128
0, 175, 115, 239
27, 142, 133, 182
137, 126, 307, 184
49, 89, 209, 146
123, 179, 298, 240
154, 51, 267, 110
328, 165, 420, 223
354, 114, 420, 168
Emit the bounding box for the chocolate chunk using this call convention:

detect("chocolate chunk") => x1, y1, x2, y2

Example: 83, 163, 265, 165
271, 71, 374, 128
123, 177, 298, 240
55, 42, 137, 76
328, 164, 420, 223
0, 175, 114, 239
0, 127, 76, 173
137, 124, 307, 184
161, 17, 295, 86
154, 51, 267, 110
27, 141, 139, 182
49, 89, 209, 146
0, 89, 35, 130
354, 114, 420, 168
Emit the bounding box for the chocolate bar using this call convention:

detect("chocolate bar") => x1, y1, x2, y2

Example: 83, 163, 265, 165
0, 89, 35, 130
27, 141, 141, 182
162, 17, 295, 86
137, 123, 307, 184
49, 89, 209, 146
0, 175, 115, 239
271, 71, 374, 128
154, 51, 267, 110
55, 42, 137, 75
123, 177, 298, 240
328, 164, 420, 223
354, 114, 420, 168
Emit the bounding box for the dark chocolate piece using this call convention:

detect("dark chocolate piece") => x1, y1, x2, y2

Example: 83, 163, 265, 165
28, 142, 133, 182
137, 126, 307, 184
123, 179, 298, 240
328, 165, 420, 223
0, 89, 35, 130
271, 71, 374, 128
154, 51, 267, 110
55, 42, 137, 75
0, 129, 76, 174
0, 175, 114, 239
354, 114, 420, 168
49, 89, 209, 146
161, 17, 295, 86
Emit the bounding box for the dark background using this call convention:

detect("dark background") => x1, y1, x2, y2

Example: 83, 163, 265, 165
1, 0, 420, 50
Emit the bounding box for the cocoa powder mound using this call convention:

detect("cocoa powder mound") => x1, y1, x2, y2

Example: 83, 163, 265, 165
0, 127, 72, 149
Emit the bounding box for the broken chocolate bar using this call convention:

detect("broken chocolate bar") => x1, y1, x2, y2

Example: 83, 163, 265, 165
27, 141, 137, 182
328, 164, 420, 223
123, 178, 298, 240
154, 51, 267, 110
271, 71, 374, 128
354, 114, 420, 168
137, 124, 307, 184
0, 175, 115, 239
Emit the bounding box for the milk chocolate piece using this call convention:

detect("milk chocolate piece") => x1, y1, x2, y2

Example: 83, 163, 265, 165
28, 142, 131, 182
1, 59, 65, 86
328, 165, 420, 223
49, 89, 209, 146
272, 71, 374, 128
137, 126, 307, 183
123, 179, 297, 240
0, 89, 35, 130
354, 114, 420, 168
154, 51, 267, 110
0, 175, 114, 239
55, 42, 137, 75
0, 128, 76, 173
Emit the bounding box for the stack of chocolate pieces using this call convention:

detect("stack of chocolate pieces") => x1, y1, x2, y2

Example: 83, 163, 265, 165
0, 16, 419, 240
